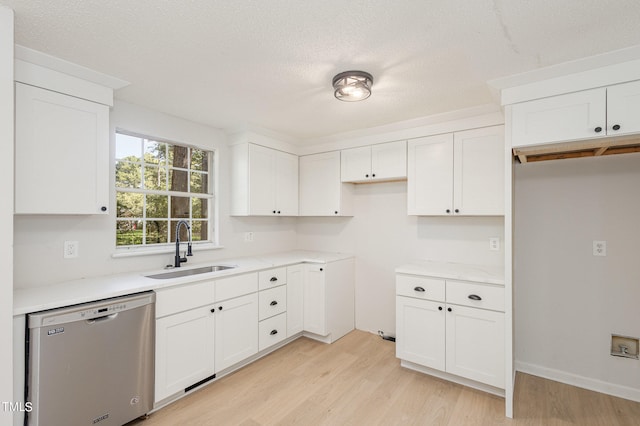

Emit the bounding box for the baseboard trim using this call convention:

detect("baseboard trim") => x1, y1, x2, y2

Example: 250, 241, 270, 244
515, 361, 640, 403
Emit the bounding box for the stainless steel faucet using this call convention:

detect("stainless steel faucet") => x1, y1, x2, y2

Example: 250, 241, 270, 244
174, 220, 193, 267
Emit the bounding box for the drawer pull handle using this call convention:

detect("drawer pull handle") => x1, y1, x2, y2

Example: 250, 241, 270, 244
270, 329, 278, 335
270, 277, 278, 282
414, 286, 425, 292
468, 294, 482, 301
270, 301, 278, 306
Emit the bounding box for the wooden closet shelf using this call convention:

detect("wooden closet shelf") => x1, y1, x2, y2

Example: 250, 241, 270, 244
513, 137, 640, 163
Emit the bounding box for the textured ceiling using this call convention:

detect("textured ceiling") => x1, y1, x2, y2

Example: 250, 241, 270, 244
3, 0, 640, 142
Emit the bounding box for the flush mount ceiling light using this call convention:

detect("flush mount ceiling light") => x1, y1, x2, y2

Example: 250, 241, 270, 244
332, 70, 373, 102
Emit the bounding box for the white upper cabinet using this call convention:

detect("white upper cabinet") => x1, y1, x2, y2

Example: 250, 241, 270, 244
606, 80, 640, 137
299, 151, 353, 216
453, 127, 505, 216
231, 143, 298, 216
407, 133, 454, 216
15, 82, 109, 214
341, 141, 407, 183
511, 80, 640, 148
408, 126, 504, 216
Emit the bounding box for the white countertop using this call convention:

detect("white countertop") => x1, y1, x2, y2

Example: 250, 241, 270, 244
395, 260, 504, 286
14, 250, 353, 316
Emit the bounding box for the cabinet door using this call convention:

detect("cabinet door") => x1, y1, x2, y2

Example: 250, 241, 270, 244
214, 293, 258, 372
341, 146, 371, 182
248, 144, 276, 215
155, 306, 215, 402
606, 80, 640, 136
510, 88, 606, 148
15, 83, 109, 214
395, 296, 445, 370
286, 264, 304, 337
445, 305, 504, 389
275, 151, 299, 215
453, 126, 505, 215
299, 151, 342, 216
371, 140, 407, 181
303, 265, 326, 335
407, 134, 454, 215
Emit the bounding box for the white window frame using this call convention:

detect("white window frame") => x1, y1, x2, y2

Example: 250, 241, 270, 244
113, 129, 218, 256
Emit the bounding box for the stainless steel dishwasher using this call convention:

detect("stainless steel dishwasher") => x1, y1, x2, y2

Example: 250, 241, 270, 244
26, 291, 155, 426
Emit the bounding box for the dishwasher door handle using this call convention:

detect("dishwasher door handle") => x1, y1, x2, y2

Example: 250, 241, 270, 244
86, 313, 118, 324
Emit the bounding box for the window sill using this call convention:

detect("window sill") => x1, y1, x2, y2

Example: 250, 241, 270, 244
112, 243, 224, 259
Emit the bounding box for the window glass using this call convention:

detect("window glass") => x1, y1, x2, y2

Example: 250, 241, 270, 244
115, 131, 214, 248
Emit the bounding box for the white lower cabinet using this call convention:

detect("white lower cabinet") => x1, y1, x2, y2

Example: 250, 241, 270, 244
155, 307, 215, 402
153, 259, 355, 405
303, 258, 355, 342
154, 281, 216, 403
395, 296, 445, 370
445, 304, 504, 388
214, 292, 259, 372
396, 274, 505, 390
286, 264, 304, 337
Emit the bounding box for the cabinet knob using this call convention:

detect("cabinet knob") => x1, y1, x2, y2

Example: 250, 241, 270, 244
438, 306, 443, 311
365, 174, 369, 178
270, 329, 278, 335
100, 206, 107, 212
218, 306, 223, 311
372, 173, 376, 177
270, 277, 278, 282
277, 211, 281, 214
447, 307, 452, 312
454, 209, 460, 213
446, 209, 451, 214
270, 300, 278, 306
613, 124, 621, 131
334, 211, 338, 215
414, 286, 425, 292
594, 126, 602, 133
468, 294, 482, 301
210, 308, 215, 313
273, 210, 276, 214
320, 268, 324, 271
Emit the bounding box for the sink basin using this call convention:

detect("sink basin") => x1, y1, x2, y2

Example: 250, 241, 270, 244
146, 265, 235, 280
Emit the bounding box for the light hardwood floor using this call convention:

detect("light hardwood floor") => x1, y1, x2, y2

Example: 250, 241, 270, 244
131, 330, 640, 425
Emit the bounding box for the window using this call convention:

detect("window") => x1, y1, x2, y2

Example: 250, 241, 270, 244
115, 131, 214, 248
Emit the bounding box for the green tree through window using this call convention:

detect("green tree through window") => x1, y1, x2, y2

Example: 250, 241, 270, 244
115, 131, 213, 247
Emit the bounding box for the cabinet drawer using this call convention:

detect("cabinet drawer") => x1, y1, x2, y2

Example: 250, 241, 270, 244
215, 273, 258, 302
446, 281, 504, 312
259, 313, 287, 351
155, 281, 215, 318
258, 267, 287, 290
396, 274, 445, 301
259, 285, 287, 321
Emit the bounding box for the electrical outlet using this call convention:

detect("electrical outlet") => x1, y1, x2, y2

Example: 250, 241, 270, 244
64, 240, 79, 258
244, 232, 254, 242
489, 237, 500, 251
593, 240, 607, 256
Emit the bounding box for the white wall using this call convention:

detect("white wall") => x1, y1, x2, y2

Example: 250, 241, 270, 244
514, 153, 640, 400
1, 6, 13, 426
13, 100, 298, 288
297, 181, 504, 335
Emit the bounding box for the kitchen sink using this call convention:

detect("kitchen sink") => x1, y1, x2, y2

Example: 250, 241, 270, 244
146, 265, 235, 279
